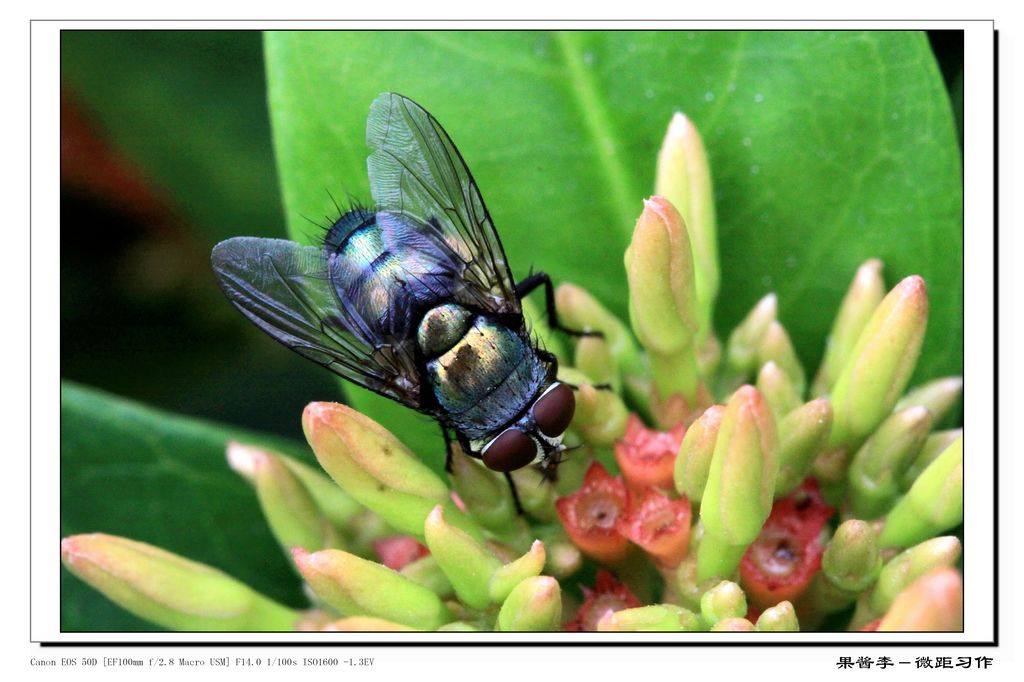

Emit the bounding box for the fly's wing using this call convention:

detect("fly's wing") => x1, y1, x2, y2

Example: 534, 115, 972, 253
211, 237, 423, 409
366, 92, 520, 316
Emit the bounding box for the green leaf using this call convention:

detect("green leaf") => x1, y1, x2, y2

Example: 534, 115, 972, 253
265, 31, 962, 460
60, 31, 284, 243
60, 381, 313, 631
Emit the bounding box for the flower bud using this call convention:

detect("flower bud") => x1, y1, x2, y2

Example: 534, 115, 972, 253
775, 399, 833, 496
869, 536, 962, 616
563, 368, 631, 447
447, 448, 516, 531
228, 442, 362, 527
496, 576, 562, 631
757, 361, 801, 418
372, 535, 428, 571
757, 322, 806, 398
755, 601, 800, 631
520, 296, 568, 363
535, 525, 584, 579
614, 414, 686, 491
616, 489, 692, 569
829, 276, 928, 449
900, 428, 962, 491
489, 540, 547, 603
848, 406, 933, 519
711, 617, 755, 631
700, 580, 748, 626
61, 534, 299, 631
674, 405, 725, 503
822, 520, 882, 593
624, 196, 701, 403
508, 465, 557, 522
423, 505, 502, 610
655, 111, 719, 340
879, 436, 963, 548
555, 462, 630, 564
564, 570, 641, 631
399, 555, 453, 598
249, 446, 335, 553
321, 616, 415, 631
598, 604, 702, 632
698, 386, 778, 579
293, 548, 450, 630
894, 376, 964, 425
575, 336, 619, 391
302, 402, 481, 541
555, 282, 642, 373
726, 294, 777, 378
877, 567, 963, 632
811, 259, 885, 397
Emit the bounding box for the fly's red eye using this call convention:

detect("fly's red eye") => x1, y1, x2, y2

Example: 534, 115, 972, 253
532, 383, 576, 437
482, 428, 537, 472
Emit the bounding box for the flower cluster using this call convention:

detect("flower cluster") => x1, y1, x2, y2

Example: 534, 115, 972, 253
61, 109, 964, 633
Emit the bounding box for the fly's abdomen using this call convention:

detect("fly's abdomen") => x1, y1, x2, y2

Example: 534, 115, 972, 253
421, 309, 545, 439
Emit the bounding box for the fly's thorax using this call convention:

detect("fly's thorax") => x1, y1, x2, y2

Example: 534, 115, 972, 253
424, 313, 548, 440
417, 303, 474, 358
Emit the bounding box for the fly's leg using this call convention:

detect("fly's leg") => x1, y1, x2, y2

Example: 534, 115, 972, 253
440, 425, 456, 473
503, 472, 525, 516
515, 271, 602, 339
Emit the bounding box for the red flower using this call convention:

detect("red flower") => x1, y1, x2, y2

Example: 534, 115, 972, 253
372, 536, 429, 571
616, 488, 692, 569
613, 414, 687, 491
555, 462, 630, 563
740, 478, 835, 610
564, 570, 642, 631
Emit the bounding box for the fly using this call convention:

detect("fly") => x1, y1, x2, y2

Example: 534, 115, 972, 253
211, 93, 592, 509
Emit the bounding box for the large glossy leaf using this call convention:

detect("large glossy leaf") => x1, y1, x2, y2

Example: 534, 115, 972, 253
60, 381, 312, 631
265, 31, 962, 463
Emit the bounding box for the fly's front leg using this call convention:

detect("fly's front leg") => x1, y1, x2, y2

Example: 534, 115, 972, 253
516, 271, 602, 339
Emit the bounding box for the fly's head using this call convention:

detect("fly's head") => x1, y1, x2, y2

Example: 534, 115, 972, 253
476, 382, 576, 474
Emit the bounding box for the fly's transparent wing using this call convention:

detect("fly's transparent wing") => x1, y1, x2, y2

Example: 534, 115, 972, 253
211, 237, 423, 408
366, 92, 520, 315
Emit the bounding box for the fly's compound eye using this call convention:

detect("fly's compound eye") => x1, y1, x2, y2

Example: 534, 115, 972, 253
531, 383, 576, 437
482, 428, 538, 472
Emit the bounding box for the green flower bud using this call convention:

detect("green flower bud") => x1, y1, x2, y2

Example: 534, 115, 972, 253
698, 386, 778, 579
655, 111, 719, 340
489, 540, 547, 603
563, 368, 630, 447
711, 617, 755, 631
624, 196, 701, 404
534, 525, 583, 579
869, 536, 962, 615
509, 465, 557, 522
302, 402, 482, 542
755, 601, 800, 631
322, 616, 415, 631
61, 534, 299, 631
575, 336, 620, 392
399, 555, 454, 598
700, 580, 748, 626
228, 442, 362, 527
437, 621, 481, 631
598, 604, 702, 631
757, 321, 806, 398
848, 406, 933, 519
829, 276, 929, 449
423, 505, 502, 610
775, 398, 833, 496
894, 376, 963, 425
812, 259, 885, 397
726, 294, 777, 378
757, 361, 801, 418
674, 405, 725, 503
822, 520, 882, 593
900, 428, 963, 491
496, 576, 562, 631
877, 567, 963, 632
879, 436, 963, 548
248, 446, 335, 553
447, 449, 516, 532
293, 548, 450, 630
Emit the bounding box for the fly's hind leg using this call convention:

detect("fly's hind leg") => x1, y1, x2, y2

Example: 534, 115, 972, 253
515, 271, 602, 339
